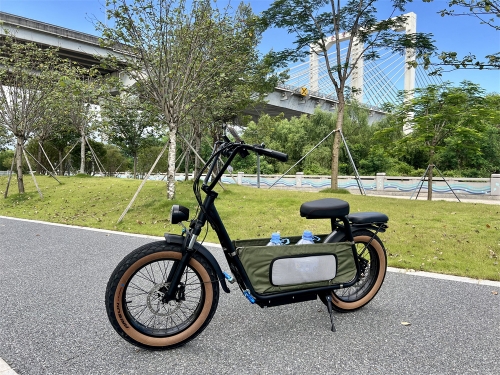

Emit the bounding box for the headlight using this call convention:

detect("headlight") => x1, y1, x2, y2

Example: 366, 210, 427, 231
170, 205, 190, 224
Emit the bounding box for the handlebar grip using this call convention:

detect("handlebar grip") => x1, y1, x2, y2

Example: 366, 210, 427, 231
255, 147, 288, 162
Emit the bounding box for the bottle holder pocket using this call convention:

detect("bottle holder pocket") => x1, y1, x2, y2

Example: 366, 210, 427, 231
271, 254, 337, 286
234, 236, 356, 295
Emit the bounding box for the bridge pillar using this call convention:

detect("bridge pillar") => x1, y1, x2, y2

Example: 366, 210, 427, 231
404, 12, 417, 95
309, 49, 319, 93
351, 37, 364, 103
307, 12, 417, 113
403, 12, 417, 134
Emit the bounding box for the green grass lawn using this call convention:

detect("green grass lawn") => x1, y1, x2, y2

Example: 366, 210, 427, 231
1, 175, 499, 281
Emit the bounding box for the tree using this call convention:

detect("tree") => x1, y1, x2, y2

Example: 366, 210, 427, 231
70, 138, 107, 176
260, 0, 436, 189
0, 150, 14, 171
137, 144, 169, 176
0, 125, 10, 151
33, 97, 68, 174
425, 0, 500, 72
59, 72, 111, 174
436, 91, 500, 175
98, 0, 271, 199
0, 35, 70, 193
183, 4, 283, 177
100, 90, 162, 178
103, 144, 130, 176
376, 81, 500, 198
47, 125, 81, 175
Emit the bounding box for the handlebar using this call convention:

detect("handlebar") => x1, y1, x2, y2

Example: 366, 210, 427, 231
225, 126, 288, 162
197, 136, 289, 194
251, 144, 288, 162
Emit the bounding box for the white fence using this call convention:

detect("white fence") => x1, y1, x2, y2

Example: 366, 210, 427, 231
3, 170, 499, 198
228, 172, 500, 198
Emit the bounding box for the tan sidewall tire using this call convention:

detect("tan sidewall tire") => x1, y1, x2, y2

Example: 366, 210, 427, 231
331, 235, 386, 311
113, 251, 213, 347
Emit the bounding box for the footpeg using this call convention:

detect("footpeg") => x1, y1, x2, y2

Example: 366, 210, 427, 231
325, 295, 336, 332
243, 289, 256, 304
223, 271, 235, 284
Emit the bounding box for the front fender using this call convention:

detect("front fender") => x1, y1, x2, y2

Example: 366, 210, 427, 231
164, 233, 230, 293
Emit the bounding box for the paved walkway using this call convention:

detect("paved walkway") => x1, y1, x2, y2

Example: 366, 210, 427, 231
367, 193, 500, 205
1, 217, 499, 375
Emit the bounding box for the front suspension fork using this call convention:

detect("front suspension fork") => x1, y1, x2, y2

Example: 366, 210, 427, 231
162, 219, 204, 303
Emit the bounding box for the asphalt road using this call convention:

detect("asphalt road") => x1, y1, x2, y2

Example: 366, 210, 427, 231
0, 216, 499, 375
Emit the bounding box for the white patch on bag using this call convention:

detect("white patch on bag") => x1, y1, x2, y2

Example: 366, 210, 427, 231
271, 255, 337, 286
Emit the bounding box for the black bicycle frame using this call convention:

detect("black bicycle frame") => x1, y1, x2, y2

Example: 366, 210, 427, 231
164, 143, 363, 308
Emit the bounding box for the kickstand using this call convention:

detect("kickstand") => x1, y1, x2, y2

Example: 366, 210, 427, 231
325, 295, 336, 332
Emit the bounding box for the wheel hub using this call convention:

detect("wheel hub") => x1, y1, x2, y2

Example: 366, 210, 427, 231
147, 283, 181, 316
358, 257, 370, 277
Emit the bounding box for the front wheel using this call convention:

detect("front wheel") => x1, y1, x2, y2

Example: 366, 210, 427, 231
321, 229, 387, 312
105, 241, 219, 350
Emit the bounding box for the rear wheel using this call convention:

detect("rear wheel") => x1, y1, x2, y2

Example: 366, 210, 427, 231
321, 229, 386, 312
105, 241, 219, 350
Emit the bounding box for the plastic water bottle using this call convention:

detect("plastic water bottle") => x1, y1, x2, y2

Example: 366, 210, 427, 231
296, 230, 315, 245
267, 232, 283, 246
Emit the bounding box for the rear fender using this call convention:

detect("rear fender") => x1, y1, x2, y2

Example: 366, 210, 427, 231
164, 233, 230, 293
323, 226, 381, 243
351, 223, 387, 233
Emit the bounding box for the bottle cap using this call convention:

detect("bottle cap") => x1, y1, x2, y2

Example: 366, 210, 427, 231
303, 230, 313, 240
271, 232, 281, 243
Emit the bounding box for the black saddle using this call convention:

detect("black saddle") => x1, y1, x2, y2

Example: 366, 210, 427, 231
300, 198, 349, 219
347, 212, 388, 224
300, 199, 389, 224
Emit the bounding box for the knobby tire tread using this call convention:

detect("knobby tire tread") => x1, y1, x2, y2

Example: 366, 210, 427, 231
322, 230, 387, 313
105, 241, 219, 350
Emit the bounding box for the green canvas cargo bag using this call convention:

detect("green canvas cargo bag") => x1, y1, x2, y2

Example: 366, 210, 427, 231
234, 236, 357, 295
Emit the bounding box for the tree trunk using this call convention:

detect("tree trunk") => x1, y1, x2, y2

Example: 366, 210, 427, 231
184, 149, 190, 181
193, 125, 201, 178
427, 164, 434, 201
58, 150, 64, 176
79, 130, 86, 174
427, 146, 436, 201
15, 136, 25, 194
133, 154, 138, 179
37, 143, 43, 174
67, 155, 72, 176
330, 104, 345, 189
166, 123, 177, 200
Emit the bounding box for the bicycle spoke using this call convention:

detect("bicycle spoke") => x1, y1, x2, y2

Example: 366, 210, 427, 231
123, 257, 206, 337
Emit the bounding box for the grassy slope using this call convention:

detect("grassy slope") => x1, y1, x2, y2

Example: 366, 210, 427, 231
1, 175, 499, 281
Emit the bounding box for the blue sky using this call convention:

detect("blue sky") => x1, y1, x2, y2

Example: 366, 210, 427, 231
0, 0, 498, 94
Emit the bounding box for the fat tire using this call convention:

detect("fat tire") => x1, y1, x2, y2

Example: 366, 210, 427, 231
321, 229, 387, 313
105, 241, 219, 350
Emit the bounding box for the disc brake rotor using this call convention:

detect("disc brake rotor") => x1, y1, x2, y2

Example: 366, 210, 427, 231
146, 282, 181, 316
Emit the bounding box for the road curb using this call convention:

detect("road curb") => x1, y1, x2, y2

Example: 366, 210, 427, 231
387, 267, 500, 287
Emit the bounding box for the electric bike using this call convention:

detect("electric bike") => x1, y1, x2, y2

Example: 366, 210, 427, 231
105, 136, 389, 350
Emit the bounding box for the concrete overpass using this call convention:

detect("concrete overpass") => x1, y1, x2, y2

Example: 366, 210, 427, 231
245, 84, 386, 123
0, 11, 385, 121
0, 11, 132, 84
